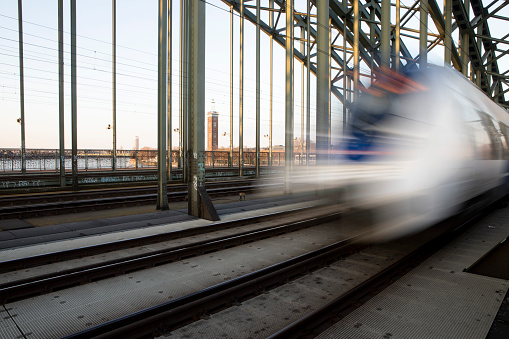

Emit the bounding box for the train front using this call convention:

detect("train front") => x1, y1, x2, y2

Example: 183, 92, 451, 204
337, 67, 472, 240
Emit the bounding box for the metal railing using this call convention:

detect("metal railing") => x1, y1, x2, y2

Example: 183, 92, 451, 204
0, 149, 316, 173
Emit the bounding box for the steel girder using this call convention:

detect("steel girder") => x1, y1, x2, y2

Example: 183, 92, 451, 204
220, 0, 416, 105
220, 0, 348, 103
451, 0, 508, 107
220, 1, 508, 109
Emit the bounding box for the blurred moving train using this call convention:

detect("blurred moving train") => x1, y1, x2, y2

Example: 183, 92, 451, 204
337, 65, 509, 239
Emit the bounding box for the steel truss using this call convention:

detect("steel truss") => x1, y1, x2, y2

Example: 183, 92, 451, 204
221, 0, 508, 108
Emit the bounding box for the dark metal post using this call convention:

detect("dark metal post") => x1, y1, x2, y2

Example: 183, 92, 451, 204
18, 0, 26, 174
239, 0, 244, 177
58, 0, 65, 186
187, 0, 218, 221
71, 0, 79, 190
317, 0, 330, 166
157, 0, 169, 210
230, 6, 234, 168
420, 0, 428, 68
285, 0, 294, 193
255, 0, 260, 177
168, 0, 172, 181
112, 0, 117, 171
306, 0, 310, 165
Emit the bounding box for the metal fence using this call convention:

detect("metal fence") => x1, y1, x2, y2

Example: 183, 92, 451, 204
0, 149, 314, 173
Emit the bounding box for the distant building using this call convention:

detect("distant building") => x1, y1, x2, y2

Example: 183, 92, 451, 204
134, 136, 139, 150
207, 100, 219, 151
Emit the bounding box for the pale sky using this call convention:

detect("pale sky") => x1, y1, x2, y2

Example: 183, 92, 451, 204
0, 0, 507, 151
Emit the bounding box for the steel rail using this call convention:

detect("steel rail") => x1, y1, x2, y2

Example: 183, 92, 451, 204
268, 198, 501, 338
0, 182, 276, 219
0, 179, 258, 206
63, 226, 365, 339
0, 210, 342, 304
0, 203, 329, 273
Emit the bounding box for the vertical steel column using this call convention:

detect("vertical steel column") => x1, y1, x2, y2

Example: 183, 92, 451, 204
58, 0, 65, 187
444, 0, 452, 65
353, 0, 359, 101
475, 24, 482, 87
342, 0, 347, 133
71, 0, 78, 191
229, 6, 233, 168
461, 0, 469, 76
306, 0, 310, 165
112, 0, 117, 171
370, 1, 375, 80
178, 0, 183, 170
285, 0, 294, 193
300, 26, 304, 165
18, 0, 26, 174
180, 0, 188, 181
269, 0, 274, 167
317, 0, 330, 165
187, 0, 210, 218
183, 0, 188, 183
256, 0, 260, 176
239, 0, 244, 176
328, 18, 331, 160
168, 0, 172, 180
157, 0, 168, 210
395, 0, 400, 71
381, 0, 391, 68
419, 0, 428, 68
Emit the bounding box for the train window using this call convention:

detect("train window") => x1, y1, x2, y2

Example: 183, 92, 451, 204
478, 113, 502, 160
461, 108, 497, 160
498, 123, 509, 160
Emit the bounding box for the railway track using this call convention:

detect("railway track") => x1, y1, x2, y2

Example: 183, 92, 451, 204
1, 197, 500, 338
0, 179, 275, 219
0, 205, 341, 303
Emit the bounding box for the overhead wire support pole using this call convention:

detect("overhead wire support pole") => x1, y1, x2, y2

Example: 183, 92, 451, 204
476, 23, 482, 87
343, 0, 347, 134
18, 0, 26, 175
444, 0, 452, 65
328, 17, 331, 162
239, 0, 244, 177
300, 25, 304, 166
180, 0, 188, 182
419, 0, 428, 68
178, 0, 183, 170
157, 0, 169, 211
306, 0, 310, 166
230, 6, 233, 168
462, 0, 470, 76
256, 0, 260, 178
353, 0, 359, 102
71, 0, 78, 191
317, 0, 330, 167
58, 0, 65, 187
269, 0, 273, 167
395, 0, 400, 71
183, 0, 188, 183
168, 0, 172, 181
381, 0, 391, 68
285, 0, 294, 194
187, 0, 218, 221
112, 0, 117, 171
